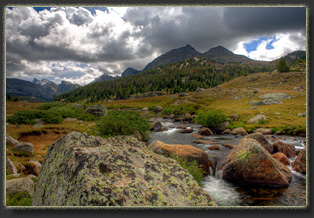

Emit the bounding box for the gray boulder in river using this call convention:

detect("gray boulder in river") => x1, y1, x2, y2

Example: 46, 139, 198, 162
32, 131, 216, 206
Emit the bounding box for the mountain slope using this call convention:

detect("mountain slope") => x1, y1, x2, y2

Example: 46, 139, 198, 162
142, 44, 203, 71
203, 46, 252, 63
121, 67, 140, 77
278, 50, 306, 64
92, 74, 118, 83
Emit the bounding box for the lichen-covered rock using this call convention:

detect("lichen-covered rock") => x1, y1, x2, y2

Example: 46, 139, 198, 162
148, 140, 211, 176
85, 104, 107, 117
32, 132, 216, 206
245, 133, 274, 154
6, 177, 34, 197
292, 148, 306, 174
14, 142, 34, 155
231, 127, 248, 136
221, 138, 292, 187
273, 141, 297, 158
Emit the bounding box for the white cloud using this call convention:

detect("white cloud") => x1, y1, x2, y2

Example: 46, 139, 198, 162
233, 32, 306, 61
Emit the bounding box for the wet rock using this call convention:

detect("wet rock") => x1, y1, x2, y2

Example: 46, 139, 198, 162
6, 157, 18, 174
246, 115, 267, 124
191, 134, 204, 138
274, 131, 282, 135
221, 143, 235, 149
207, 145, 220, 150
149, 140, 211, 176
14, 142, 34, 155
150, 121, 163, 131
6, 177, 34, 197
85, 104, 107, 117
245, 133, 274, 154
198, 127, 213, 136
221, 138, 292, 187
177, 128, 193, 133
273, 141, 297, 158
231, 127, 248, 136
222, 129, 231, 134
215, 122, 230, 133
272, 152, 290, 166
292, 148, 306, 174
33, 132, 216, 206
6, 134, 19, 147
192, 140, 212, 144
153, 106, 163, 113
253, 128, 272, 135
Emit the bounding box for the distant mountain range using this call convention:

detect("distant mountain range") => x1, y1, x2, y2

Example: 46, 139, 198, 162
6, 44, 305, 102
6, 78, 80, 102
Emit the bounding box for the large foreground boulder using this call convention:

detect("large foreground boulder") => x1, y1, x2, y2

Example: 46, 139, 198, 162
32, 132, 216, 206
148, 140, 211, 176
292, 148, 306, 174
221, 138, 292, 187
245, 133, 274, 153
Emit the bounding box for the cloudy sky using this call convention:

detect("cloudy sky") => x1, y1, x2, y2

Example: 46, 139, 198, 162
6, 6, 306, 85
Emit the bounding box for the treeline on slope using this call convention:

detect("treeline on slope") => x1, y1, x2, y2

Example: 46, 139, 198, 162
54, 57, 276, 103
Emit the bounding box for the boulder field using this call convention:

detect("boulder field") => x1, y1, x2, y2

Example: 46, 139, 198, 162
32, 131, 216, 206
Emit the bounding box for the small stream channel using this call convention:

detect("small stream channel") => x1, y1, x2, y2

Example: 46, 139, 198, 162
149, 118, 307, 206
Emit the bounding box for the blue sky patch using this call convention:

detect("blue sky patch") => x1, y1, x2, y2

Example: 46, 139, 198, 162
244, 36, 278, 53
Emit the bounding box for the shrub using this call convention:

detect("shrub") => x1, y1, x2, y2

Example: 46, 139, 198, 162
276, 58, 290, 72
194, 110, 227, 129
41, 111, 63, 124
170, 155, 205, 187
48, 106, 83, 118
163, 103, 201, 116
6, 192, 33, 206
36, 102, 66, 110
96, 110, 151, 138
78, 113, 98, 121
7, 110, 43, 125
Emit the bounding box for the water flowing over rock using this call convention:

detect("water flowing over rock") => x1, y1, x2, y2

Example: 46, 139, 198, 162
245, 133, 274, 154
32, 132, 216, 206
148, 140, 211, 176
273, 141, 297, 158
6, 177, 34, 197
85, 104, 107, 117
292, 148, 306, 174
221, 138, 292, 187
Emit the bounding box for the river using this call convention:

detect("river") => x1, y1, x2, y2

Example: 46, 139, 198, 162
149, 118, 307, 207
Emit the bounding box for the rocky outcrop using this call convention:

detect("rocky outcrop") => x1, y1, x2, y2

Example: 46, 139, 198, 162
292, 148, 306, 174
6, 177, 35, 197
258, 93, 291, 101
33, 132, 216, 206
14, 142, 34, 155
148, 140, 211, 176
230, 127, 248, 136
273, 141, 297, 158
245, 133, 274, 154
221, 138, 292, 187
85, 105, 107, 117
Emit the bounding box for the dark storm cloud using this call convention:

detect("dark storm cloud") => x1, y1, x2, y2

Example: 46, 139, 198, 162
5, 6, 306, 85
